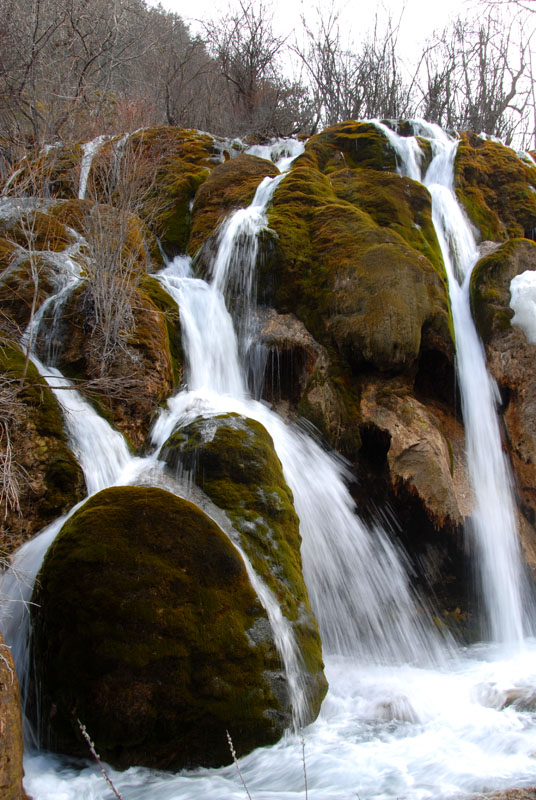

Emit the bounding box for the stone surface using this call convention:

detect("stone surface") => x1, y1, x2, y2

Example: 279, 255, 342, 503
0, 633, 27, 800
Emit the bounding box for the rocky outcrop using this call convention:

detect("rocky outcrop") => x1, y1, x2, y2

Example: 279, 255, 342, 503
162, 413, 328, 718
0, 342, 85, 554
49, 281, 178, 450
31, 486, 296, 770
0, 634, 27, 800
360, 378, 470, 530
455, 132, 536, 242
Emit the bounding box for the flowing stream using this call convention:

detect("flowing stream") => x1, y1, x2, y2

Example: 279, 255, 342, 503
2, 131, 536, 799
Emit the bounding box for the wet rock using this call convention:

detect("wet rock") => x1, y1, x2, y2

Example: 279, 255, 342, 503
470, 238, 536, 575
0, 633, 27, 800
455, 132, 536, 242
161, 412, 328, 721
360, 378, 470, 529
0, 342, 85, 554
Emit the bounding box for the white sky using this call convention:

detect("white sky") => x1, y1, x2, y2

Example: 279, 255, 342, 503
149, 0, 471, 60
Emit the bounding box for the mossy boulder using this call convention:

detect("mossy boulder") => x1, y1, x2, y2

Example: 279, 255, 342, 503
261, 149, 453, 378
470, 239, 536, 342
455, 132, 536, 241
0, 209, 74, 253
188, 154, 279, 259
302, 120, 398, 174
2, 143, 82, 199
31, 486, 292, 769
161, 413, 327, 720
469, 238, 536, 570
0, 250, 58, 333
0, 341, 85, 554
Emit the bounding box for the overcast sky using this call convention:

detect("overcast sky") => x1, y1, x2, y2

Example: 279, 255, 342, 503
148, 0, 470, 60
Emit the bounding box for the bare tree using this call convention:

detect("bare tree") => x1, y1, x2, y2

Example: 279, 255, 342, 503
294, 6, 413, 131
416, 9, 534, 145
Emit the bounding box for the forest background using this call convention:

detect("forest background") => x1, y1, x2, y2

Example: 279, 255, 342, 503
0, 0, 535, 178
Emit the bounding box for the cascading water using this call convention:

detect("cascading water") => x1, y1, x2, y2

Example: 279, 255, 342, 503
3, 131, 536, 800
376, 120, 530, 644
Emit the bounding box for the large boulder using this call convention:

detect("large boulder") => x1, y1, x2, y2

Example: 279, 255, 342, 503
0, 634, 27, 800
31, 486, 294, 770
263, 130, 453, 376
48, 280, 178, 450
161, 412, 328, 719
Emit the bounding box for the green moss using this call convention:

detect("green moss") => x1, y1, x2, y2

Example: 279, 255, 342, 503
329, 168, 446, 277
470, 238, 536, 341
5, 143, 81, 199
455, 132, 536, 241
162, 413, 327, 716
304, 120, 398, 174
140, 275, 183, 388
0, 341, 85, 528
263, 157, 453, 377
188, 154, 279, 260
32, 486, 292, 770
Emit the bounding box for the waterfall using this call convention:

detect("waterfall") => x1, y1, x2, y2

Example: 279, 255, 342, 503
154, 169, 447, 667
374, 120, 529, 644
78, 135, 107, 200
5, 126, 536, 800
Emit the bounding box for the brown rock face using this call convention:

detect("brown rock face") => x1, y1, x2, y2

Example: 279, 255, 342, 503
0, 634, 27, 800
360, 379, 470, 530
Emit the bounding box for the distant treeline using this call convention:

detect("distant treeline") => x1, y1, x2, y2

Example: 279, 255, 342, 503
0, 0, 534, 154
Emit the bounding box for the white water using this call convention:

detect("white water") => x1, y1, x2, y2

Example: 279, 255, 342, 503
78, 135, 107, 200
3, 129, 536, 799
375, 120, 530, 645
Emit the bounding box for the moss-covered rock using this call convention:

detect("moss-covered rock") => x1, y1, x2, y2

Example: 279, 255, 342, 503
302, 120, 398, 174
329, 167, 445, 276
455, 132, 536, 241
0, 209, 74, 253
87, 127, 227, 256
469, 238, 536, 575
161, 413, 327, 720
0, 341, 85, 554
188, 154, 279, 259
2, 143, 81, 199
263, 158, 453, 377
470, 239, 536, 342
31, 486, 292, 769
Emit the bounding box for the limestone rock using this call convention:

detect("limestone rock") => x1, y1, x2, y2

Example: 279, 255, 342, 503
469, 238, 536, 574
360, 379, 470, 529
455, 132, 536, 242
189, 153, 279, 260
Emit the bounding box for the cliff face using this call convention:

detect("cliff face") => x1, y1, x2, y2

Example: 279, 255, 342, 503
1, 121, 536, 770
